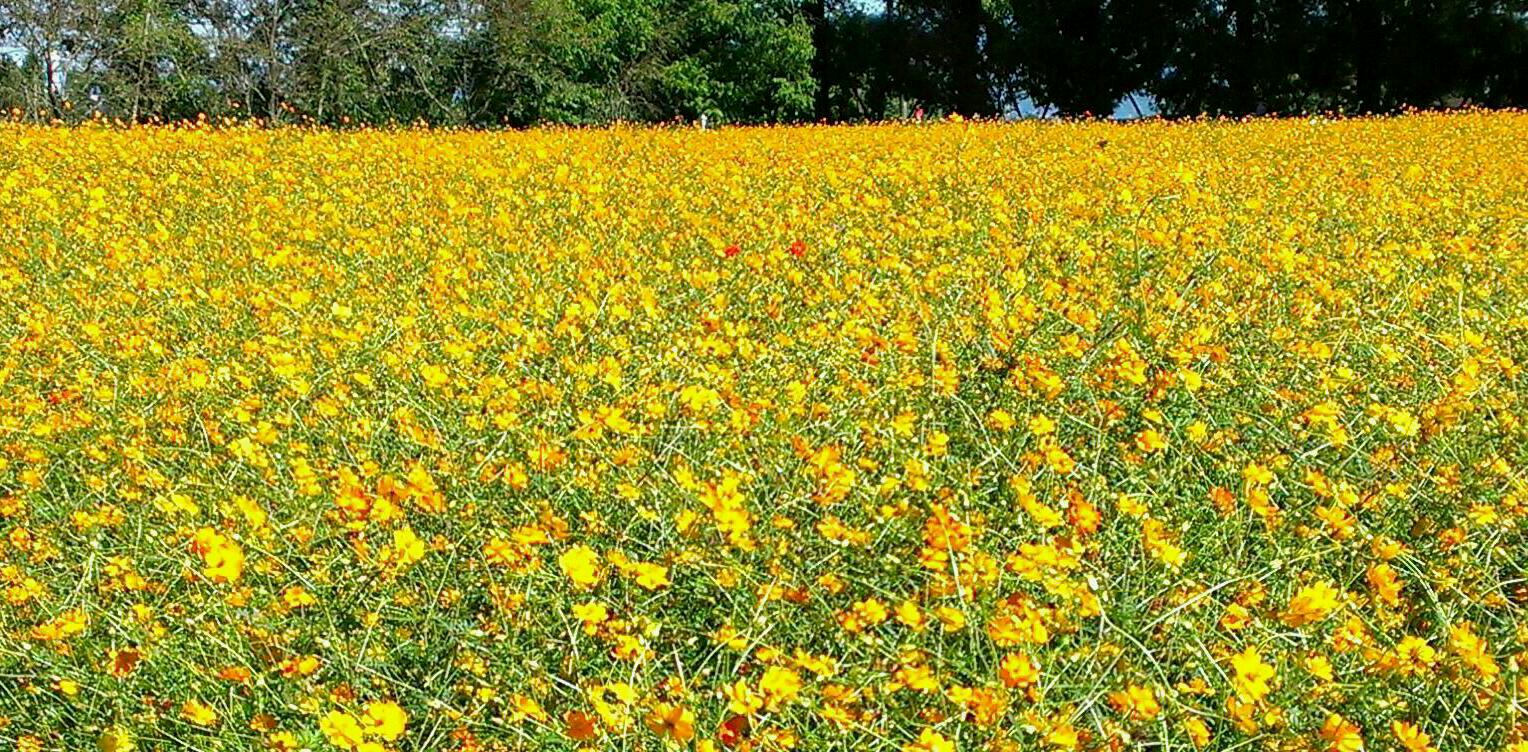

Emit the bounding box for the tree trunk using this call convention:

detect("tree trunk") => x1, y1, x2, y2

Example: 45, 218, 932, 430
42, 41, 62, 117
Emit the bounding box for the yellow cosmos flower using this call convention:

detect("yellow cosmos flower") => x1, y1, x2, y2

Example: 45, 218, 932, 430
1283, 580, 1342, 626
559, 545, 603, 589
1320, 713, 1364, 752
1390, 721, 1435, 752
180, 699, 219, 727
1107, 684, 1160, 720
362, 701, 408, 741
999, 652, 1039, 688
633, 561, 671, 590
1230, 647, 1275, 703
644, 702, 694, 742
190, 527, 245, 584
903, 728, 955, 752
385, 527, 427, 569
320, 711, 365, 749
97, 726, 134, 752
759, 665, 803, 710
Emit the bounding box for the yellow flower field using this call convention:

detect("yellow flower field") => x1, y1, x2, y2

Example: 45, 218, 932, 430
1, 114, 1526, 752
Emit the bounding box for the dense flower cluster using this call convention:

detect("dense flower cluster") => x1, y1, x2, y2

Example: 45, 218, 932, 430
0, 114, 1525, 751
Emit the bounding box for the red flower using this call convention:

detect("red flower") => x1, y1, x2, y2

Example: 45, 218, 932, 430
788, 240, 806, 258
719, 715, 751, 748
724, 243, 741, 258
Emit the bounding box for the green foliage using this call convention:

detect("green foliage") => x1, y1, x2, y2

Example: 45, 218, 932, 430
1150, 0, 1528, 115
0, 0, 1522, 123
0, 57, 31, 112
83, 0, 215, 121
989, 0, 1193, 116
664, 0, 816, 122
459, 0, 814, 125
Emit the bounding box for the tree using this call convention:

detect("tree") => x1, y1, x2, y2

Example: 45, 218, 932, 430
1151, 0, 1328, 115
455, 0, 812, 126
282, 0, 463, 123
1152, 0, 1528, 115
80, 0, 216, 120
2, 0, 1525, 124
880, 0, 994, 116
651, 0, 815, 122
806, 1, 904, 119
993, 0, 1190, 116
0, 0, 115, 116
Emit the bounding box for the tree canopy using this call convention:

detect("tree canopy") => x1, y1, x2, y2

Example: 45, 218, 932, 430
1, 0, 1523, 124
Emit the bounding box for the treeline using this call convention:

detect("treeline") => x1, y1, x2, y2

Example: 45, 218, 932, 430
2, 0, 1525, 125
